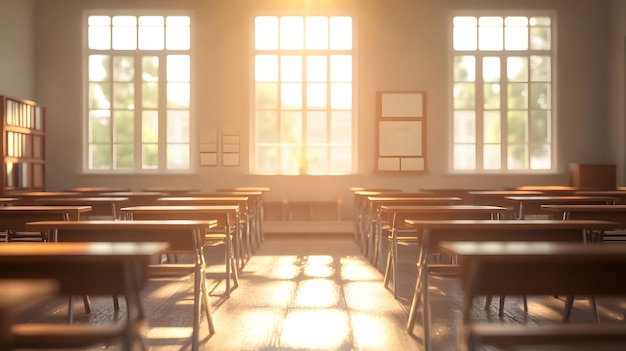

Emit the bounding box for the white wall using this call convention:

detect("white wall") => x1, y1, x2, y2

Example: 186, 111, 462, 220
26, 0, 615, 209
0, 0, 34, 99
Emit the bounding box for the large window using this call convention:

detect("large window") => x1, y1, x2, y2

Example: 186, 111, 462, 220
451, 14, 554, 172
253, 16, 354, 175
86, 14, 191, 172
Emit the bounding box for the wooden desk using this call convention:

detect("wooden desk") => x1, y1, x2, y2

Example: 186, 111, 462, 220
403, 219, 621, 351
379, 205, 507, 297
364, 196, 462, 261
13, 191, 81, 205
0, 279, 58, 350
98, 191, 168, 207
25, 219, 217, 351
67, 187, 132, 194
34, 197, 130, 219
575, 190, 626, 204
157, 196, 251, 264
442, 241, 626, 351
120, 205, 240, 298
468, 190, 543, 217
0, 206, 91, 242
505, 195, 619, 219
0, 242, 167, 350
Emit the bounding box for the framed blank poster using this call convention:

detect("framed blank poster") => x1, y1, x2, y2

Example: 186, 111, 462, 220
377, 91, 427, 173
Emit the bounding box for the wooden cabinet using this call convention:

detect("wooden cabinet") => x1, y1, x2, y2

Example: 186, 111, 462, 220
0, 96, 45, 195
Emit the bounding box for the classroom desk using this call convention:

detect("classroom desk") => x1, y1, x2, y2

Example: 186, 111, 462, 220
119, 205, 240, 298
0, 241, 167, 350
25, 219, 218, 351
575, 190, 626, 204
0, 197, 18, 206
504, 195, 619, 219
379, 205, 507, 297
13, 191, 82, 205
363, 195, 462, 261
468, 190, 543, 217
98, 191, 168, 207
67, 187, 132, 194
157, 196, 252, 263
0, 279, 58, 350
442, 241, 626, 351
402, 219, 621, 351
34, 197, 130, 219
0, 205, 91, 242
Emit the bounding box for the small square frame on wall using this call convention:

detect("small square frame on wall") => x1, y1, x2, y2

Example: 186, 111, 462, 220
376, 91, 427, 172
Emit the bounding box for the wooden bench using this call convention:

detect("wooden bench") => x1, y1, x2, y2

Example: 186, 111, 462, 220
442, 241, 626, 351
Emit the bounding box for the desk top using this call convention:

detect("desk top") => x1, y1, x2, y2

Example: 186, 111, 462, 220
382, 205, 507, 213
468, 190, 543, 196
0, 205, 92, 213
367, 196, 462, 203
541, 204, 626, 212
120, 205, 239, 213
441, 241, 626, 259
68, 187, 132, 193
99, 191, 167, 197
25, 219, 218, 231
35, 197, 130, 203
0, 242, 168, 260
404, 219, 620, 230
157, 196, 249, 202
505, 195, 619, 203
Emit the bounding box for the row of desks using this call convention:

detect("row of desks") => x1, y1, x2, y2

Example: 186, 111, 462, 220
0, 188, 271, 351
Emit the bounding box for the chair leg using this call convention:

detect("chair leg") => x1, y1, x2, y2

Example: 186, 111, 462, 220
563, 295, 575, 322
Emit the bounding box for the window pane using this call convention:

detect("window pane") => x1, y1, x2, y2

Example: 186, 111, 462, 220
114, 111, 133, 142
90, 144, 111, 169
330, 55, 352, 82
530, 83, 550, 109
504, 16, 528, 50
89, 55, 110, 81
483, 111, 501, 143
112, 16, 137, 50
306, 17, 328, 49
167, 110, 189, 143
483, 83, 500, 109
330, 83, 351, 109
281, 83, 302, 109
255, 16, 278, 50
507, 83, 528, 109
167, 82, 189, 108
256, 146, 279, 171
89, 82, 111, 109
530, 17, 551, 50
530, 55, 550, 82
330, 17, 352, 50
280, 16, 304, 49
307, 147, 329, 173
454, 56, 476, 81
454, 111, 476, 143
281, 56, 302, 82
142, 144, 158, 169
88, 16, 111, 50
256, 55, 278, 82
142, 82, 158, 108
483, 144, 501, 170
256, 111, 279, 143
166, 16, 190, 50
453, 17, 477, 51
90, 110, 111, 143
530, 144, 550, 169
138, 16, 164, 50
478, 17, 503, 51
256, 82, 278, 109
307, 83, 327, 108
281, 111, 302, 143
142, 111, 158, 143
307, 56, 327, 82
281, 145, 300, 172
530, 110, 549, 143
113, 82, 134, 109
507, 110, 527, 143
507, 56, 528, 81
453, 83, 475, 109
115, 144, 134, 168
167, 55, 190, 81
482, 57, 500, 82
454, 144, 476, 169
507, 144, 526, 170
330, 111, 352, 144
330, 147, 352, 172
306, 111, 327, 143
167, 144, 189, 169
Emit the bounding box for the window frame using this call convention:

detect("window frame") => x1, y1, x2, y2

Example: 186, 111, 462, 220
448, 10, 557, 174
249, 13, 358, 176
82, 10, 196, 174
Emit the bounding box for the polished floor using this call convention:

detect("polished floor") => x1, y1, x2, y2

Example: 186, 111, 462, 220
15, 233, 626, 350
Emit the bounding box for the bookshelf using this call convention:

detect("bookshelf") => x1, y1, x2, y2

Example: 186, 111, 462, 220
0, 95, 45, 195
